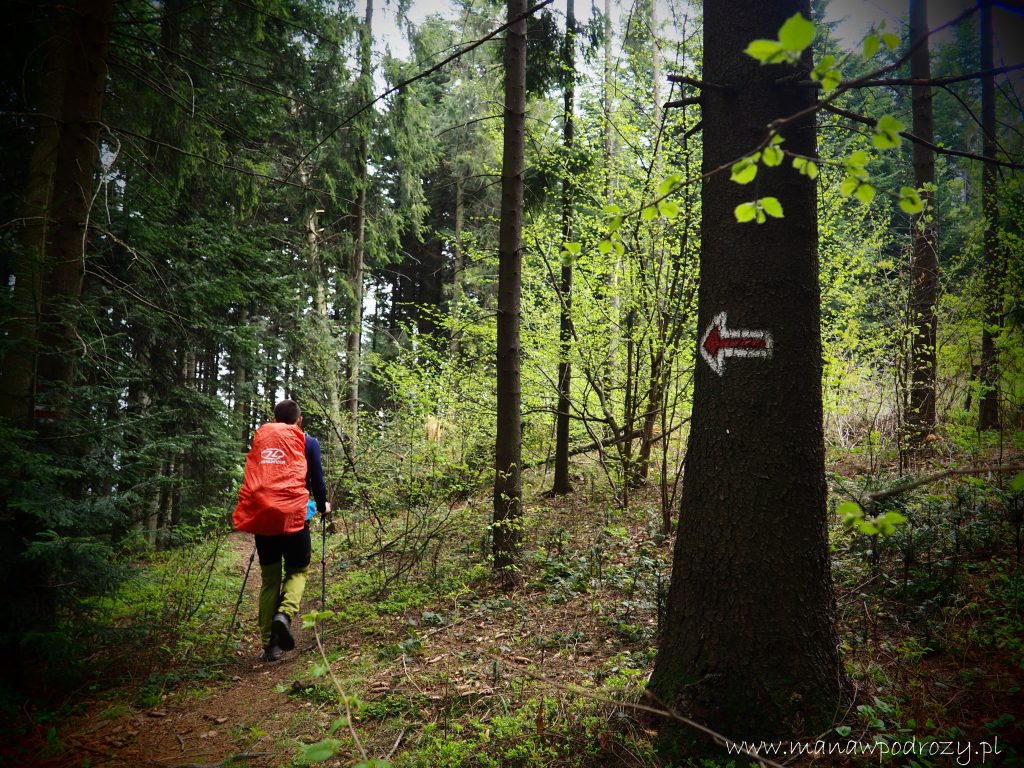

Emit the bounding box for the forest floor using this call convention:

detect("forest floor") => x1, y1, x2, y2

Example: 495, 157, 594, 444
10, 447, 1024, 767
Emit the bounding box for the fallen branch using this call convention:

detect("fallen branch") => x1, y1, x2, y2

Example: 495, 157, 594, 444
865, 464, 1024, 507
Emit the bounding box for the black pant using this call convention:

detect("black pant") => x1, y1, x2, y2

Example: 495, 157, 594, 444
255, 523, 311, 568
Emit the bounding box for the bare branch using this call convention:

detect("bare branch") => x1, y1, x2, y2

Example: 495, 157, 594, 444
664, 97, 702, 109
667, 74, 728, 90
820, 104, 1024, 170
865, 464, 1024, 507
839, 64, 1024, 89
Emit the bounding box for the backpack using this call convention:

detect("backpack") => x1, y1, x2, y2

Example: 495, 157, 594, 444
232, 422, 308, 535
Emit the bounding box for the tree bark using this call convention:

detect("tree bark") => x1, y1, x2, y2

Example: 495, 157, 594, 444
978, 0, 1000, 431
906, 0, 938, 446
1, 0, 113, 425
492, 0, 527, 577
347, 0, 374, 441
648, 0, 843, 750
309, 207, 342, 443
552, 0, 575, 495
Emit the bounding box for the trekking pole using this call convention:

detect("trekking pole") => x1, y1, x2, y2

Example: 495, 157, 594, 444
321, 508, 327, 610
223, 545, 257, 654
322, 436, 329, 611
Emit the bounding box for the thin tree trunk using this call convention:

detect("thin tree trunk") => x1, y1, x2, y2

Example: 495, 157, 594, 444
347, 0, 374, 440
450, 174, 465, 358
604, 0, 620, 379
309, 207, 342, 441
648, 0, 843, 749
635, 3, 665, 487
492, 0, 527, 578
553, 0, 576, 495
906, 0, 938, 446
978, 0, 1000, 430
233, 307, 250, 446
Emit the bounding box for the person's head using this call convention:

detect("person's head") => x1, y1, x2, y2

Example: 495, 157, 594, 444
274, 399, 302, 426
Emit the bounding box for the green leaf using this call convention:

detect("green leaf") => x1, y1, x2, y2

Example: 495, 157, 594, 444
898, 186, 924, 214
762, 145, 784, 167
734, 202, 758, 223
311, 663, 329, 678
602, 203, 622, 215
872, 114, 904, 149
811, 55, 838, 89
820, 68, 841, 92
846, 150, 870, 171
1010, 473, 1024, 492
297, 739, 342, 764
793, 156, 818, 179
301, 610, 335, 630
882, 32, 900, 50
658, 200, 680, 218
858, 521, 879, 535
612, 240, 625, 257
883, 512, 907, 526
840, 176, 861, 197
838, 501, 862, 522
863, 33, 880, 58
328, 716, 349, 735
607, 215, 622, 232
778, 13, 816, 54
745, 39, 787, 64
641, 205, 658, 221
563, 241, 581, 255
730, 158, 758, 184
854, 182, 876, 204
760, 196, 783, 218
656, 174, 682, 196
597, 239, 612, 255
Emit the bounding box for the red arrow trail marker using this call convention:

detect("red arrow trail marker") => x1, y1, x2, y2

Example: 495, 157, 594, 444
699, 311, 773, 376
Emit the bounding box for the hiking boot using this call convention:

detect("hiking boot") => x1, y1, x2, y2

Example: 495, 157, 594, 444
262, 645, 283, 662
272, 612, 294, 651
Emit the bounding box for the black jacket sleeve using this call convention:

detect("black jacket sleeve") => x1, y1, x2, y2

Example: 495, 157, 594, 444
304, 434, 328, 514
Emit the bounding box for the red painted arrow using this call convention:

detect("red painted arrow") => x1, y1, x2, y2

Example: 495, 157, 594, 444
702, 326, 768, 358
699, 312, 773, 375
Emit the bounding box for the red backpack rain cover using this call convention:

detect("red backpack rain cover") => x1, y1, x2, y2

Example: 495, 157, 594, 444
233, 422, 308, 535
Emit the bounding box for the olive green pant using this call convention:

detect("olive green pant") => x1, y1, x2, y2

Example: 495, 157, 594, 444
254, 525, 311, 648
258, 563, 308, 647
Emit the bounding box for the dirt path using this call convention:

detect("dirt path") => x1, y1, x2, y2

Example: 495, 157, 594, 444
50, 533, 331, 768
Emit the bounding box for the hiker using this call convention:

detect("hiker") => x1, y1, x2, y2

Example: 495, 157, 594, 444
233, 399, 328, 661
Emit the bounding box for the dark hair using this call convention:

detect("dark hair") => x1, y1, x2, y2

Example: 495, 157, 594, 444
273, 399, 301, 425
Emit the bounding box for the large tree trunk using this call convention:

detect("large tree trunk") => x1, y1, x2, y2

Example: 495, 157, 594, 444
552, 0, 576, 496
906, 0, 938, 447
978, 0, 1000, 431
648, 0, 843, 751
492, 0, 527, 577
0, 0, 113, 425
